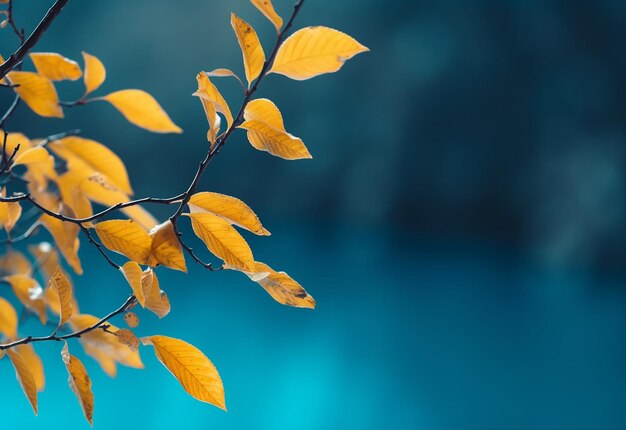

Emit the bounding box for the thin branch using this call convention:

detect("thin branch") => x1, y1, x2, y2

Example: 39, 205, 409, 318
38, 128, 82, 146
0, 0, 70, 80
79, 224, 120, 270
0, 221, 40, 245
0, 94, 20, 129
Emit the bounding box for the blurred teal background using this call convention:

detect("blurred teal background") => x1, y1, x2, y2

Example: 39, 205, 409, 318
2, 0, 626, 428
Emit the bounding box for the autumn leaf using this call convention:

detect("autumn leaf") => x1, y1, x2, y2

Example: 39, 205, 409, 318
270, 26, 369, 80
61, 342, 94, 426
82, 51, 106, 95
12, 146, 52, 166
231, 13, 265, 87
0, 190, 22, 232
120, 261, 146, 305
207, 68, 244, 88
49, 266, 73, 328
188, 191, 270, 236
4, 274, 47, 324
193, 72, 233, 129
124, 312, 139, 328
7, 349, 38, 415
7, 71, 63, 117
147, 220, 187, 272
101, 89, 182, 134
250, 0, 283, 31
142, 335, 226, 410
15, 344, 45, 392
185, 212, 255, 271
115, 328, 140, 352
39, 213, 83, 275
29, 52, 82, 81
142, 269, 171, 318
0, 296, 17, 338
0, 248, 31, 276
93, 220, 152, 264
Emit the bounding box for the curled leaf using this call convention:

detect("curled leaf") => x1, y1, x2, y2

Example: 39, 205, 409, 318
8, 349, 38, 415
123, 311, 139, 328
82, 51, 106, 95
61, 342, 94, 426
30, 52, 82, 81
147, 220, 187, 272
250, 0, 283, 31
120, 261, 145, 306
231, 13, 265, 87
188, 192, 269, 236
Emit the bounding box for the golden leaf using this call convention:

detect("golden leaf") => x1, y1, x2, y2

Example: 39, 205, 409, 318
15, 344, 45, 391
49, 136, 133, 194
7, 71, 63, 117
29, 52, 82, 81
231, 13, 265, 87
0, 249, 31, 276
0, 131, 31, 157
69, 314, 143, 370
198, 92, 220, 145
101, 89, 182, 134
0, 296, 17, 338
61, 342, 94, 426
123, 311, 139, 328
93, 220, 152, 264
120, 261, 145, 307
238, 119, 311, 159
12, 146, 51, 166
228, 261, 315, 308
142, 269, 171, 318
207, 68, 243, 87
250, 0, 283, 31
39, 213, 83, 275
82, 51, 106, 95
7, 349, 38, 415
270, 26, 369, 80
4, 274, 47, 324
49, 266, 73, 328
114, 328, 140, 352
185, 212, 254, 271
0, 191, 22, 233
188, 192, 270, 236
147, 220, 187, 272
82, 343, 117, 378
142, 335, 225, 409
193, 72, 233, 129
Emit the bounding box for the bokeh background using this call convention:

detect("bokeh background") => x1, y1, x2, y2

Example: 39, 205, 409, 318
2, 0, 626, 428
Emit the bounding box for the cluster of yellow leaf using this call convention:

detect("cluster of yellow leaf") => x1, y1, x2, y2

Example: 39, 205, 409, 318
0, 51, 182, 133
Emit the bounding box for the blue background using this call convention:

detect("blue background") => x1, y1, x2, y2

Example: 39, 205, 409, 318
2, 0, 626, 428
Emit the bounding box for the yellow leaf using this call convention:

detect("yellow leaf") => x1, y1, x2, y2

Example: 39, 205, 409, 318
231, 13, 265, 87
188, 192, 270, 236
193, 72, 233, 129
29, 52, 82, 81
4, 274, 47, 324
185, 212, 254, 271
0, 196, 22, 233
228, 261, 315, 308
49, 136, 133, 195
123, 311, 139, 328
12, 146, 51, 166
7, 349, 38, 415
15, 344, 45, 391
250, 0, 283, 31
0, 131, 31, 158
0, 249, 31, 276
147, 220, 187, 272
101, 89, 182, 134
238, 119, 311, 159
114, 328, 140, 352
81, 343, 117, 378
119, 261, 145, 306
207, 68, 244, 88
142, 269, 170, 318
69, 314, 143, 370
199, 92, 220, 145
0, 296, 17, 338
49, 266, 73, 328
8, 71, 63, 117
270, 26, 369, 80
61, 342, 94, 426
93, 220, 152, 264
39, 213, 83, 275
82, 51, 106, 95
142, 335, 225, 409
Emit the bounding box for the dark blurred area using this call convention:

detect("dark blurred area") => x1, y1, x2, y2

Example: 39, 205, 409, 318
2, 1, 626, 429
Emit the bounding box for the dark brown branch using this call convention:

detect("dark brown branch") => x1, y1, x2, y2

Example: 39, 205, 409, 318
0, 0, 70, 80
79, 225, 120, 270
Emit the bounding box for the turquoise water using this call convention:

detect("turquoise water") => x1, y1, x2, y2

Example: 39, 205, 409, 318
1, 225, 625, 429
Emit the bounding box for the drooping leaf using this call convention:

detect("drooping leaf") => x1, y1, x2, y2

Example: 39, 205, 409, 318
39, 213, 83, 275
0, 131, 31, 157
49, 136, 133, 194
29, 52, 82, 81
8, 71, 63, 117
15, 344, 45, 391
7, 349, 38, 415
82, 51, 106, 95
238, 119, 311, 159
49, 266, 73, 328
188, 192, 270, 236
269, 26, 369, 80
206, 68, 244, 88
101, 89, 182, 134
0, 248, 31, 276
250, 0, 283, 31
93, 220, 152, 264
185, 212, 254, 271
142, 269, 170, 318
231, 13, 265, 87
141, 335, 225, 410
120, 261, 146, 306
12, 146, 52, 166
193, 72, 233, 129
4, 274, 47, 324
0, 296, 17, 338
61, 342, 94, 426
0, 192, 22, 233
147, 220, 187, 272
